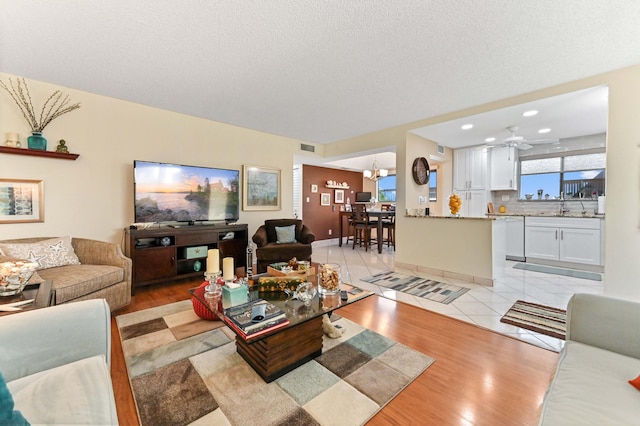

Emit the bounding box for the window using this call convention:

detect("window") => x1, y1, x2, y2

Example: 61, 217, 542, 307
429, 169, 437, 201
520, 152, 605, 200
378, 174, 396, 202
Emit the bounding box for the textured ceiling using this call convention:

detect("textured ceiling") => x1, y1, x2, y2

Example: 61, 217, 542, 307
1, 1, 640, 147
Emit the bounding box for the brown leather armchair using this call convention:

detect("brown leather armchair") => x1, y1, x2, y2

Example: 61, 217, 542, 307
252, 219, 315, 273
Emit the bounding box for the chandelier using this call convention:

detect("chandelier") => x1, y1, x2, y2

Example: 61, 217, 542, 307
363, 158, 388, 182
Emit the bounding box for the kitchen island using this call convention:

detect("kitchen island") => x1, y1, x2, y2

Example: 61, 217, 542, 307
397, 215, 506, 286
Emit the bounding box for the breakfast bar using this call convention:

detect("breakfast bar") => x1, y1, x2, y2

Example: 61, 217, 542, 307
397, 215, 506, 286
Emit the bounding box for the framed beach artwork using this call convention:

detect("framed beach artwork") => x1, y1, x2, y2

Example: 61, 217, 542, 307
334, 189, 344, 204
320, 193, 331, 206
242, 165, 281, 211
0, 179, 44, 224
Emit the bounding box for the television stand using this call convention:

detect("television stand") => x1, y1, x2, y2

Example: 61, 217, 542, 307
124, 223, 248, 294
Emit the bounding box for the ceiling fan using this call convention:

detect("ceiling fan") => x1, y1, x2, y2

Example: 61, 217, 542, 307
490, 126, 559, 150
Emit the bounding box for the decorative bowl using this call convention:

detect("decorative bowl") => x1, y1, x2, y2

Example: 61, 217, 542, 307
525, 194, 534, 200
0, 261, 38, 296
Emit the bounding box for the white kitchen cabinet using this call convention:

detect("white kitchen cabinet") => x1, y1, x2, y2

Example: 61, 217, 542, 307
454, 146, 487, 190
490, 146, 518, 190
457, 189, 488, 217
525, 217, 602, 266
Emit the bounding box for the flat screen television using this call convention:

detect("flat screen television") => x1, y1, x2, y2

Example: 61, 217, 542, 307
133, 160, 239, 224
355, 191, 372, 203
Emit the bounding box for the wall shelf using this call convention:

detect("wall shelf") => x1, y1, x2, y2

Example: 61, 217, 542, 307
0, 146, 79, 160
325, 184, 350, 189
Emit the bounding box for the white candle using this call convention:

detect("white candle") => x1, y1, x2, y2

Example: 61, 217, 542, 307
207, 249, 219, 273
223, 257, 234, 281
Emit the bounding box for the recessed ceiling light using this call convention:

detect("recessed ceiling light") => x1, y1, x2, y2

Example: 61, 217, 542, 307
461, 124, 473, 130
538, 128, 551, 134
485, 137, 496, 142
523, 110, 538, 117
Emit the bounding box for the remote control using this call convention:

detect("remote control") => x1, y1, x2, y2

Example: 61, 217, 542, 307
340, 290, 348, 301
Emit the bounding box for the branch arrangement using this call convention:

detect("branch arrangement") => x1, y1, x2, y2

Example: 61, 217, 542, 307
0, 77, 81, 133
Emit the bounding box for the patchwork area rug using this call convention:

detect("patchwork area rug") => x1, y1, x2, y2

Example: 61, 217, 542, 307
361, 271, 470, 304
116, 300, 435, 426
500, 300, 567, 340
513, 262, 602, 281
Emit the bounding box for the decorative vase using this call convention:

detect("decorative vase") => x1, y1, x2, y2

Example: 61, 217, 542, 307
27, 132, 47, 150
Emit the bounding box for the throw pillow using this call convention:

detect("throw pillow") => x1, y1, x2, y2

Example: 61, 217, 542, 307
275, 225, 296, 244
629, 374, 640, 391
0, 372, 30, 425
0, 236, 80, 270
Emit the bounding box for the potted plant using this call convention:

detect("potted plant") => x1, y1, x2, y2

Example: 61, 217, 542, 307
0, 77, 80, 150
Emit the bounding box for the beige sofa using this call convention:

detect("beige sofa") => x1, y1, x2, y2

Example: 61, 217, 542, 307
1, 299, 118, 424
539, 293, 640, 425
0, 237, 131, 312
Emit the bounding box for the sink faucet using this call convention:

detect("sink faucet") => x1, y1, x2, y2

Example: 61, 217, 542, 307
579, 200, 586, 216
559, 193, 570, 216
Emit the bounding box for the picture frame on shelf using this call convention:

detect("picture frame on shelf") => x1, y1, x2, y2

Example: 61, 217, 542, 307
0, 179, 44, 224
311, 184, 318, 193
242, 165, 281, 211
320, 193, 331, 206
334, 189, 344, 204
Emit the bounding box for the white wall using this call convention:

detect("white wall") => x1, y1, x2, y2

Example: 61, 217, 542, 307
0, 72, 301, 244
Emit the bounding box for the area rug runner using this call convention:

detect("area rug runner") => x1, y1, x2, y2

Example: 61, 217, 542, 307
500, 300, 567, 340
361, 271, 470, 304
116, 300, 435, 426
513, 262, 602, 281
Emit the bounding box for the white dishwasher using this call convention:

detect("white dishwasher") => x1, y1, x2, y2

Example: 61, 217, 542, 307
505, 216, 525, 261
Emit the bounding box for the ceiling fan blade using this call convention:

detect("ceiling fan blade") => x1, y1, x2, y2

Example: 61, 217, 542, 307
526, 138, 559, 144
517, 143, 533, 150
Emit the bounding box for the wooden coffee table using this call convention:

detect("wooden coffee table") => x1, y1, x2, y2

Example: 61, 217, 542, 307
190, 278, 372, 382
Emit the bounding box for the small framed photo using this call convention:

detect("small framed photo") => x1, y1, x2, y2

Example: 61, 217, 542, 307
311, 184, 318, 193
334, 189, 344, 204
320, 193, 331, 206
0, 179, 44, 224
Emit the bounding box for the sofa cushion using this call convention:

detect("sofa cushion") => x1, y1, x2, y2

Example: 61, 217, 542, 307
9, 355, 117, 425
256, 242, 312, 262
37, 264, 124, 304
540, 341, 640, 425
0, 236, 80, 270
275, 224, 297, 243
264, 219, 302, 243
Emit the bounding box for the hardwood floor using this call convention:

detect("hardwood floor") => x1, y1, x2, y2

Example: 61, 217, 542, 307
110, 279, 559, 425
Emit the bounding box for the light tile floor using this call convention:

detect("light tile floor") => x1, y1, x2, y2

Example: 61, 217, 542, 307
312, 241, 604, 352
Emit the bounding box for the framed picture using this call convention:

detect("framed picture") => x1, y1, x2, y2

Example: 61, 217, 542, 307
334, 189, 344, 204
320, 193, 331, 206
311, 184, 318, 193
0, 179, 44, 224
242, 165, 281, 211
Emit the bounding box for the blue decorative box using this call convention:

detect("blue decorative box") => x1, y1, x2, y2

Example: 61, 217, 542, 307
222, 283, 248, 308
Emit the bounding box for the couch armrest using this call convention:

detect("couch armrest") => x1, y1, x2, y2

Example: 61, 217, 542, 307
0, 299, 111, 382
252, 226, 268, 247
72, 237, 132, 286
299, 225, 316, 244
566, 293, 640, 359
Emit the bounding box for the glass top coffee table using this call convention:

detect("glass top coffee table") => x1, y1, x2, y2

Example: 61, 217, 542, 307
190, 278, 372, 382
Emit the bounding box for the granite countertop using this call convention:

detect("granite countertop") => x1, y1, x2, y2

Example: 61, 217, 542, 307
486, 213, 605, 219
405, 214, 495, 220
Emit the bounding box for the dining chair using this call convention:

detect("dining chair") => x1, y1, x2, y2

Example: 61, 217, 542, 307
380, 204, 395, 249
351, 204, 377, 251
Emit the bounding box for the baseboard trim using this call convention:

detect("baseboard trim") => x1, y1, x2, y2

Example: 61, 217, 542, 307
395, 261, 494, 286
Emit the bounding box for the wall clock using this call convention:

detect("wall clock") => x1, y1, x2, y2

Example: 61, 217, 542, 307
412, 157, 430, 185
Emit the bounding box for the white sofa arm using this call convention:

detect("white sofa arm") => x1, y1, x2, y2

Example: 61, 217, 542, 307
0, 299, 111, 382
566, 293, 640, 359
